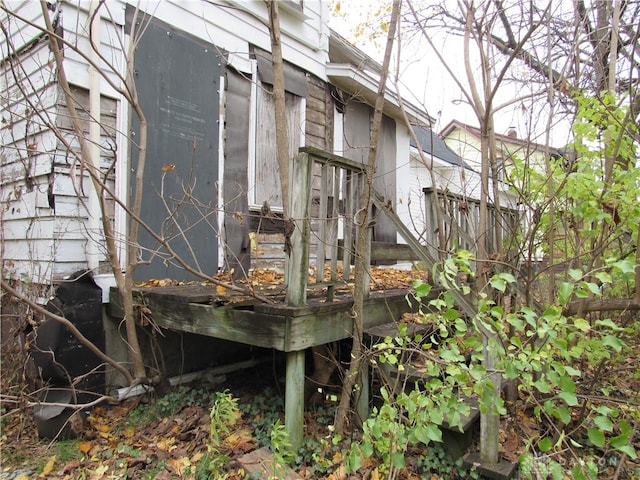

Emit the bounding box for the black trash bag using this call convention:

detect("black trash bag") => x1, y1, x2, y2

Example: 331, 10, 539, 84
30, 270, 105, 398
33, 387, 84, 439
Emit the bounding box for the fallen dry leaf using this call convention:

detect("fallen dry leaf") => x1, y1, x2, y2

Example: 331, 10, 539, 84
224, 428, 255, 453
39, 455, 55, 477
166, 456, 191, 476
89, 464, 109, 480
78, 441, 93, 453
157, 436, 177, 451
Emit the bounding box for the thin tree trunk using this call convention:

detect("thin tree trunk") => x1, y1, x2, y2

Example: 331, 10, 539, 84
266, 0, 290, 220
462, 2, 498, 464
41, 1, 147, 383
334, 0, 401, 435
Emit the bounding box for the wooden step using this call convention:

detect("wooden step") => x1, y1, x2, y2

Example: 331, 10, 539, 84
463, 452, 517, 480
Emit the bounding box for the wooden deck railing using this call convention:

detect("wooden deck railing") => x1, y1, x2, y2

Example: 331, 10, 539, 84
290, 146, 477, 319
287, 147, 367, 306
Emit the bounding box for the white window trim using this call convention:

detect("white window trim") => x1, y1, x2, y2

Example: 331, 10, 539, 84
218, 74, 226, 270
248, 59, 259, 209
247, 60, 306, 213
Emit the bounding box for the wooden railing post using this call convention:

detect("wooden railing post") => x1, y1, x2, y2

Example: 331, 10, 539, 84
284, 151, 311, 451
286, 152, 311, 307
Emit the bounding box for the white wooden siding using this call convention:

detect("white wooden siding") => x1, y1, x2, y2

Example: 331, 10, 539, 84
0, 1, 49, 56
1, 13, 59, 285
58, 3, 125, 97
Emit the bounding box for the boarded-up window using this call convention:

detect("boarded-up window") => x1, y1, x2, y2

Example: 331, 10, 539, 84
249, 49, 307, 211
343, 101, 370, 163
130, 16, 222, 281
253, 84, 303, 209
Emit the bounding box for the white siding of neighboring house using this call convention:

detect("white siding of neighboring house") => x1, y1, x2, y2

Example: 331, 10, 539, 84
403, 151, 468, 245
443, 127, 483, 172
395, 124, 421, 242
443, 124, 549, 203
1, 0, 330, 286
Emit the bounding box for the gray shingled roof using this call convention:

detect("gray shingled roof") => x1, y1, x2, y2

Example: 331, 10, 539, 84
410, 126, 465, 167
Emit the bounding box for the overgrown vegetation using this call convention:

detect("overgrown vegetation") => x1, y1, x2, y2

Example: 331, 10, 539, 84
338, 91, 640, 479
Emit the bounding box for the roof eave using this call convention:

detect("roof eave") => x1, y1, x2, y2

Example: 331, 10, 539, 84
326, 63, 433, 126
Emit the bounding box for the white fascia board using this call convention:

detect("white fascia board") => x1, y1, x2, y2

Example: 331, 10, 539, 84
326, 63, 432, 126
410, 147, 447, 169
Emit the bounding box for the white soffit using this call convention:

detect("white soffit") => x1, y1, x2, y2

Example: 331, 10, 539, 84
326, 63, 432, 126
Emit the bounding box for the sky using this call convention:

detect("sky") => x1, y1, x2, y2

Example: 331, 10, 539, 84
327, 1, 573, 148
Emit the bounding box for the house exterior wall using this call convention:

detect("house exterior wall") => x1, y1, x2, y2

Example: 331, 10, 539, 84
395, 124, 417, 242
1, 0, 331, 286
1, 38, 60, 287
437, 123, 545, 256
128, 0, 328, 80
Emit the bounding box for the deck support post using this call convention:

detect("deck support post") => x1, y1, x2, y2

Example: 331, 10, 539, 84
285, 349, 305, 451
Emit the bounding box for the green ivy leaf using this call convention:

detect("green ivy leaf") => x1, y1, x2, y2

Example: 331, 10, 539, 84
554, 406, 571, 424
413, 280, 431, 298
533, 379, 551, 393
583, 281, 601, 296
429, 407, 444, 425
618, 419, 632, 435
571, 465, 588, 480
489, 277, 506, 292
549, 460, 564, 480
602, 335, 624, 352
425, 424, 443, 443
573, 318, 591, 332
593, 415, 613, 432
593, 405, 613, 416
565, 366, 582, 377
558, 282, 574, 306
594, 271, 612, 284
614, 445, 637, 459
538, 437, 553, 452
595, 318, 624, 331
587, 428, 605, 447
391, 451, 405, 468
575, 287, 589, 298
559, 391, 578, 406
469, 364, 486, 381
612, 258, 636, 274
559, 375, 576, 394
568, 269, 583, 281
444, 308, 459, 321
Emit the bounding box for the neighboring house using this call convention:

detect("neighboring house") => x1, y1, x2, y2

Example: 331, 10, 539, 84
404, 123, 523, 258
441, 120, 559, 183
439, 120, 564, 259
398, 125, 481, 257
1, 1, 435, 297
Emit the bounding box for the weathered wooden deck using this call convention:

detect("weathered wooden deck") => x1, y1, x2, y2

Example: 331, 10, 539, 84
108, 282, 423, 449
109, 284, 416, 352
